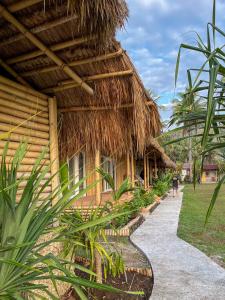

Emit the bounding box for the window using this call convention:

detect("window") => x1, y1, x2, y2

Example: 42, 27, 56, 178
102, 156, 116, 192
68, 152, 86, 195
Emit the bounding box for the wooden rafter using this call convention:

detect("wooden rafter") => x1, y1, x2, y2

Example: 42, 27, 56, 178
0, 15, 78, 47
0, 3, 94, 95
21, 49, 124, 77
7, 35, 95, 65
58, 101, 153, 113
0, 58, 31, 87
42, 70, 133, 93
8, 0, 42, 13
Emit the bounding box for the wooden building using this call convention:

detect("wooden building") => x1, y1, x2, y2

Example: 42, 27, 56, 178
0, 0, 174, 206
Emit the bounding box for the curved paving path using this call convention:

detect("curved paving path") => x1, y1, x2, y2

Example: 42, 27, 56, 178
131, 187, 225, 299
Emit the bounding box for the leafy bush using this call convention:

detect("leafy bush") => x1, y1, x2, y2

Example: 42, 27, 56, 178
152, 173, 172, 196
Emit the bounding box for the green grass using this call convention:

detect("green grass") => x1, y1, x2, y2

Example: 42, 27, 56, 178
178, 184, 225, 267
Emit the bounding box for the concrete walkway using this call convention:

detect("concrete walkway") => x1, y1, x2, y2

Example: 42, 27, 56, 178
131, 187, 225, 300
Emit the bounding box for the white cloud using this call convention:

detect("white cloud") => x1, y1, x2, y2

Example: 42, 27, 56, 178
135, 0, 178, 13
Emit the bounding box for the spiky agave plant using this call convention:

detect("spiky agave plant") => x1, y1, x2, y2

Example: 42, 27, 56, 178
0, 143, 142, 299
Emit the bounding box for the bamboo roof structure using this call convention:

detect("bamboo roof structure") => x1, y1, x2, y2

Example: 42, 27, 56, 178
0, 0, 166, 162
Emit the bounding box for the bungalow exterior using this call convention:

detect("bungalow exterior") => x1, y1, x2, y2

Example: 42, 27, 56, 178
182, 163, 218, 183
0, 0, 174, 206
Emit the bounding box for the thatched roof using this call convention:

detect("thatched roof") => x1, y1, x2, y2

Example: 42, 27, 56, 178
148, 138, 176, 169
0, 0, 162, 160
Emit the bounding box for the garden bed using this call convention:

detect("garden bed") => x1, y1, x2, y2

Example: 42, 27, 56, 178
63, 261, 153, 300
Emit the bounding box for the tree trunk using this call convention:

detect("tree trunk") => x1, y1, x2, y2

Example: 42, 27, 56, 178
95, 249, 102, 283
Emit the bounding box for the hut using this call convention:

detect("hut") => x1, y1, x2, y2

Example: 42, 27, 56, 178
0, 0, 171, 206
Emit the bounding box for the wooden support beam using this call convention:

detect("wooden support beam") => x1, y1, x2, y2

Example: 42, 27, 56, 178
154, 152, 157, 178
58, 101, 153, 113
0, 4, 93, 95
0, 59, 30, 87
43, 70, 133, 93
131, 151, 135, 188
49, 97, 60, 205
126, 152, 131, 179
6, 36, 96, 65
0, 15, 78, 47
146, 156, 150, 188
8, 0, 42, 13
149, 160, 153, 185
144, 155, 147, 189
21, 49, 123, 77
95, 149, 101, 206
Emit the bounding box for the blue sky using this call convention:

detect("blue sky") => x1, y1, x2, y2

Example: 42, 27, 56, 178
117, 0, 225, 121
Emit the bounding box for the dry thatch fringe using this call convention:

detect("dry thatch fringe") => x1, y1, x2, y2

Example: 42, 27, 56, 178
63, 0, 128, 48
59, 109, 133, 161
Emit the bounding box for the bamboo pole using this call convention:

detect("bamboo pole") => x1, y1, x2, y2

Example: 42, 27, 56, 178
0, 124, 49, 140
0, 105, 49, 125
0, 140, 48, 153
146, 156, 150, 188
95, 149, 101, 206
154, 152, 157, 178
1, 156, 50, 166
8, 0, 42, 12
0, 148, 50, 159
0, 4, 94, 95
149, 161, 153, 185
0, 83, 47, 107
0, 91, 48, 113
0, 98, 48, 122
0, 112, 49, 133
49, 97, 60, 205
0, 75, 47, 101
43, 70, 133, 93
58, 101, 153, 113
59, 70, 133, 86
22, 49, 123, 77
131, 151, 135, 188
126, 152, 131, 178
144, 155, 147, 189
0, 15, 78, 47
6, 35, 96, 65
0, 131, 49, 146
0, 58, 31, 87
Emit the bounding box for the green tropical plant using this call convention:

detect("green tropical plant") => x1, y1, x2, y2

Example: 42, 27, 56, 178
61, 204, 125, 284
170, 0, 225, 220
0, 143, 142, 299
153, 173, 172, 196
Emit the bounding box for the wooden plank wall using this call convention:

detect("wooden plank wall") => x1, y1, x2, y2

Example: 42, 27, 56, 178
0, 77, 51, 201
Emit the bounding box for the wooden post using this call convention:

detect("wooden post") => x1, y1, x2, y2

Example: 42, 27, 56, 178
95, 249, 102, 284
126, 152, 131, 179
49, 97, 60, 205
95, 149, 101, 206
146, 156, 150, 188
131, 151, 135, 187
154, 152, 157, 178
149, 161, 153, 185
144, 154, 147, 189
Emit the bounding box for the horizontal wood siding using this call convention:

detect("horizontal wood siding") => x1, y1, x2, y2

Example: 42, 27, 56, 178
0, 81, 51, 201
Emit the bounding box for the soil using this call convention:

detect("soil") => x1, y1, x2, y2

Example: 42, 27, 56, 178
63, 270, 153, 300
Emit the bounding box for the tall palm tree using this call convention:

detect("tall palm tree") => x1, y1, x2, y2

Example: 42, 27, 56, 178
169, 91, 205, 178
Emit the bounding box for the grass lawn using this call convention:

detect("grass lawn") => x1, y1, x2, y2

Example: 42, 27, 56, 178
178, 184, 225, 267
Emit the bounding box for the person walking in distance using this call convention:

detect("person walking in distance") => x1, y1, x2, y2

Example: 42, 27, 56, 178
172, 175, 179, 197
